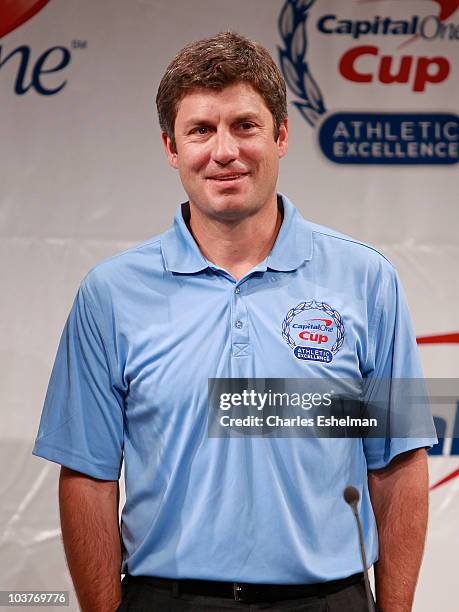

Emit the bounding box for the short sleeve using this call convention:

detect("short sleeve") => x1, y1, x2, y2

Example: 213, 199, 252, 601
362, 266, 438, 469
32, 280, 124, 479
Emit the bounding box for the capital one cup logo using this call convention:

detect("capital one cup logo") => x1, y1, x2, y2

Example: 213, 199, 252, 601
0, 0, 77, 95
278, 0, 459, 165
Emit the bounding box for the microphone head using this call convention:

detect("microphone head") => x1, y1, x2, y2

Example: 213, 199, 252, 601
343, 485, 360, 506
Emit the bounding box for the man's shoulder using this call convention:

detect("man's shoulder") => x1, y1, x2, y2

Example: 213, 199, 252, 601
308, 220, 395, 273
80, 229, 170, 298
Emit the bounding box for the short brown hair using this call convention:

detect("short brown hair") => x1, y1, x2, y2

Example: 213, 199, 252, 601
156, 32, 287, 151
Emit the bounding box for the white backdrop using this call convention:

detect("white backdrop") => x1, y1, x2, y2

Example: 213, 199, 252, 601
1, 1, 458, 610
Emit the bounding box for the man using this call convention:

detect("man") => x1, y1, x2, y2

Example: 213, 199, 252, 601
33, 32, 437, 612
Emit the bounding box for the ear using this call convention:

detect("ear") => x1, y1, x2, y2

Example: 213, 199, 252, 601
162, 132, 178, 169
277, 118, 288, 159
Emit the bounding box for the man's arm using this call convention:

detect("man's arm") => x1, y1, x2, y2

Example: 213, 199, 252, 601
59, 466, 122, 612
368, 448, 429, 612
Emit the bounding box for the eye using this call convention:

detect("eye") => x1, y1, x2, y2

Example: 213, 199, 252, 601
191, 126, 210, 135
240, 122, 255, 130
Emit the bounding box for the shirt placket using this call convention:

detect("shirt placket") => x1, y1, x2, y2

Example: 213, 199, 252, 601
231, 283, 250, 358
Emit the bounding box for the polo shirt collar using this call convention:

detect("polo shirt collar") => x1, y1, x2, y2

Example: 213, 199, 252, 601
161, 193, 313, 274
267, 194, 313, 271
161, 202, 208, 273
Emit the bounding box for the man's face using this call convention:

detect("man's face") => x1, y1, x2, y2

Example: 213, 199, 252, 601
162, 82, 288, 221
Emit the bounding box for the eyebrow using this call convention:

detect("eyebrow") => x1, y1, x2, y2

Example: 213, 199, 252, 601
182, 112, 261, 131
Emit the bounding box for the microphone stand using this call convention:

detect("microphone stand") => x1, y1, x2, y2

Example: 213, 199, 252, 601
344, 485, 375, 612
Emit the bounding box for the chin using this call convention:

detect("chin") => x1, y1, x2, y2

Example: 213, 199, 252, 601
189, 189, 264, 221
213, 197, 257, 217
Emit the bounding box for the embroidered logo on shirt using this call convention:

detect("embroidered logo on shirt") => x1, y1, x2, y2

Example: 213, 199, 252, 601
282, 301, 345, 363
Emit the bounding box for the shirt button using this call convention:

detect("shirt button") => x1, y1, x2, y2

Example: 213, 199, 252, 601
235, 320, 243, 329
235, 287, 241, 294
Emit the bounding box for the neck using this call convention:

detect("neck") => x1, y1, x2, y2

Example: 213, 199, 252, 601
187, 196, 282, 281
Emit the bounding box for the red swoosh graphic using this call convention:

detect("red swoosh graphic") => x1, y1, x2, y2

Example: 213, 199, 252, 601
430, 467, 459, 490
429, 0, 459, 21
358, 0, 459, 22
0, 0, 52, 39
417, 332, 459, 344
307, 318, 333, 326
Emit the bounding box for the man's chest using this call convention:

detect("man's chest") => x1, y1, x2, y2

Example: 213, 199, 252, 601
114, 270, 372, 421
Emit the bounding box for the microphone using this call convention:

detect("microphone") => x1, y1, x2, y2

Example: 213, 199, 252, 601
343, 486, 375, 612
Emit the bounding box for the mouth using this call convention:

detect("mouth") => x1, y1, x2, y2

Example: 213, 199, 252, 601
207, 173, 249, 183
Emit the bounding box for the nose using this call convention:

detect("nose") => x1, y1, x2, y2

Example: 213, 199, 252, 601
211, 128, 238, 165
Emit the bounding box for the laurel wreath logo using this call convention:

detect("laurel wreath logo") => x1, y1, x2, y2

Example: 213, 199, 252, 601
278, 0, 326, 127
282, 301, 345, 354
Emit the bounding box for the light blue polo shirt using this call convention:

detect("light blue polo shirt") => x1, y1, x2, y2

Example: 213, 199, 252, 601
33, 195, 437, 584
